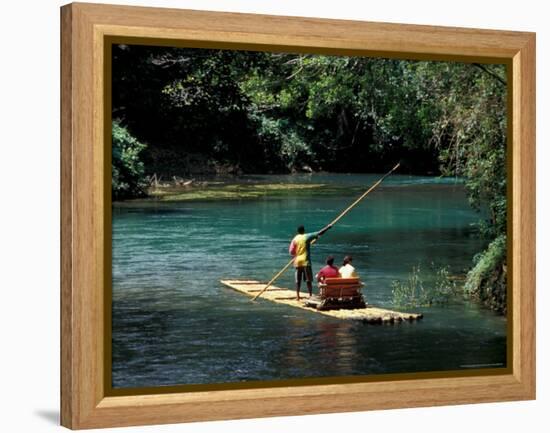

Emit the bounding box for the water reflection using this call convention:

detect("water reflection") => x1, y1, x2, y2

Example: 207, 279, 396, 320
315, 321, 359, 373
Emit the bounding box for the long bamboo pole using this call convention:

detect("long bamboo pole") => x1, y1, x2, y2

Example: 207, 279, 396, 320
251, 162, 400, 301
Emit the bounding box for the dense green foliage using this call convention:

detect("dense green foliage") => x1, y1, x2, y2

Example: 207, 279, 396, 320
112, 120, 147, 200
112, 45, 508, 312
464, 235, 507, 313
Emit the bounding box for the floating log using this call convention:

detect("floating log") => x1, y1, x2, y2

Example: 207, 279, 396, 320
221, 279, 423, 324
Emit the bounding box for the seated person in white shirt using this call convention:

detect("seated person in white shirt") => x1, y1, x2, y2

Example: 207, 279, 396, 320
339, 255, 358, 278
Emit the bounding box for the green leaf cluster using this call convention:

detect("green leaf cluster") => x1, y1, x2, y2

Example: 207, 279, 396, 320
112, 120, 147, 200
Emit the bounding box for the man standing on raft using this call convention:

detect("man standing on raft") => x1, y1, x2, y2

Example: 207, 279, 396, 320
289, 224, 332, 300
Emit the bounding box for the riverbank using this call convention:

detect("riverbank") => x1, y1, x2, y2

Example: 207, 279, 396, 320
147, 178, 328, 201
115, 173, 466, 203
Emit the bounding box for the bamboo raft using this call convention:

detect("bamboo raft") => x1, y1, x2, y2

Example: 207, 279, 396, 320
221, 279, 423, 324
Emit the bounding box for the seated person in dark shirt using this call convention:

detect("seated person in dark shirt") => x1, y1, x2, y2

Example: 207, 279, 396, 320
316, 255, 340, 283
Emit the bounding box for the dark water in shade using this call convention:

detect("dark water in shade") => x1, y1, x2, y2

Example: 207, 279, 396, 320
111, 174, 507, 389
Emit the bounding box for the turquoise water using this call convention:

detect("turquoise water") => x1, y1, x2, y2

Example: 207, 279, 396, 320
111, 174, 507, 388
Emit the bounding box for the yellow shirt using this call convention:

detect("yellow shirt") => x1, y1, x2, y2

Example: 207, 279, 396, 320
289, 231, 319, 267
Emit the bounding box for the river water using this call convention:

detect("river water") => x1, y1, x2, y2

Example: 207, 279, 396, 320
111, 174, 507, 389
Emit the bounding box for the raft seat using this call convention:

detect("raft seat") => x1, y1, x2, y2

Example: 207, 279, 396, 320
320, 277, 363, 297
307, 277, 366, 310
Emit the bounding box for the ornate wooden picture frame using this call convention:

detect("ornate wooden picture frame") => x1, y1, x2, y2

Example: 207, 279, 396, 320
61, 2, 535, 429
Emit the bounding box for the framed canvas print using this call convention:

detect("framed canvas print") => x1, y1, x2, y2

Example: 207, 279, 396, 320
60, 2, 536, 429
